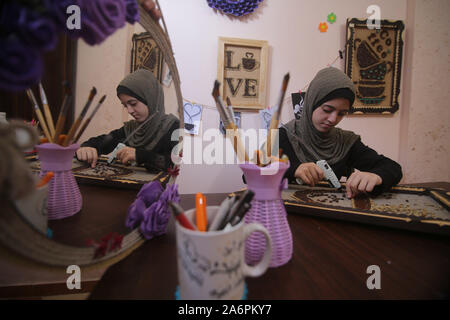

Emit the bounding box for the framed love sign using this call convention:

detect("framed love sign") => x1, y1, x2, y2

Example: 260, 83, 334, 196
217, 37, 268, 110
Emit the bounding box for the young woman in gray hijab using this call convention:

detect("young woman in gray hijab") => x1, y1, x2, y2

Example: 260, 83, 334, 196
76, 69, 179, 172
280, 67, 402, 199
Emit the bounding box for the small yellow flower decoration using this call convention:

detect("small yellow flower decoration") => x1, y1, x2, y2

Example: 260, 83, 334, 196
328, 12, 337, 24
319, 22, 328, 33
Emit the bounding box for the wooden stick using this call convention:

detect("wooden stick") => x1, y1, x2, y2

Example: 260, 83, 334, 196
26, 88, 53, 143
73, 95, 106, 143
53, 81, 72, 144
212, 81, 249, 162
267, 73, 290, 157
63, 87, 97, 146
38, 82, 55, 137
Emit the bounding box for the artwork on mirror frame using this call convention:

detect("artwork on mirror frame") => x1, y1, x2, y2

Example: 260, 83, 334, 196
291, 92, 306, 120
217, 37, 269, 110
131, 32, 163, 81
345, 18, 405, 114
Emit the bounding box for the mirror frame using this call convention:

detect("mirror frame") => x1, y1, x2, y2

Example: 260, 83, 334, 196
0, 4, 184, 267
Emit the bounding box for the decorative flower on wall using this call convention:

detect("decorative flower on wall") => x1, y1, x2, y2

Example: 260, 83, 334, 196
327, 12, 337, 24
206, 0, 264, 17
319, 22, 328, 33
0, 0, 140, 92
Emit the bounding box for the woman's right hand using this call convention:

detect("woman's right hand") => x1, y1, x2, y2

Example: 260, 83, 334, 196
76, 147, 98, 168
294, 162, 324, 187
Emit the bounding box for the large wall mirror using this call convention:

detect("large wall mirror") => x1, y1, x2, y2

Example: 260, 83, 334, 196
0, 4, 184, 267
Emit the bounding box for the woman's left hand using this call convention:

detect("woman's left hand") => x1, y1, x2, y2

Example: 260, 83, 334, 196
345, 170, 382, 199
116, 146, 136, 165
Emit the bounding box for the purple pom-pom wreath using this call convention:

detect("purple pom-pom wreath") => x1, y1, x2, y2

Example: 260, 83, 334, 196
207, 0, 264, 17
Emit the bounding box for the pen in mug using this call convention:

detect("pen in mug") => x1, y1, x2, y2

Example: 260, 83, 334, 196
168, 201, 197, 231
222, 190, 255, 229
195, 192, 207, 232
208, 196, 235, 231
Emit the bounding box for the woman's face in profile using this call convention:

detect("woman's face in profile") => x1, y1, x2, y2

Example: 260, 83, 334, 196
119, 93, 149, 123
311, 97, 349, 133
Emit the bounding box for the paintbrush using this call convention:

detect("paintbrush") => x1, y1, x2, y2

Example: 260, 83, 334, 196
53, 81, 72, 144
266, 73, 290, 157
38, 81, 56, 137
212, 81, 249, 162
26, 88, 53, 143
225, 96, 236, 125
73, 95, 106, 143
63, 86, 97, 146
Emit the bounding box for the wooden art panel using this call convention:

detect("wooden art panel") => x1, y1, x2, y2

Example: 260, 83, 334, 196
217, 37, 268, 110
131, 32, 163, 81
345, 18, 405, 114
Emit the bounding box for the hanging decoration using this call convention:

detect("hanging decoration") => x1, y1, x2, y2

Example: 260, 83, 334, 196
207, 0, 264, 17
327, 12, 337, 24
318, 22, 328, 33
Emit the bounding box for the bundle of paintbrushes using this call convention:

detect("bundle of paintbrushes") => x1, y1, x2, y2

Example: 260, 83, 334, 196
26, 82, 106, 147
255, 72, 290, 167
211, 80, 249, 163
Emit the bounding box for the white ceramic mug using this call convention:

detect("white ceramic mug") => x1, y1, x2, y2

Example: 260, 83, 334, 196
176, 205, 272, 300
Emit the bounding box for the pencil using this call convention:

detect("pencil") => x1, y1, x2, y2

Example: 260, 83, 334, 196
38, 82, 55, 137
212, 81, 249, 162
53, 81, 72, 144
267, 73, 290, 157
63, 86, 97, 146
73, 95, 106, 143
26, 88, 53, 143
36, 171, 54, 188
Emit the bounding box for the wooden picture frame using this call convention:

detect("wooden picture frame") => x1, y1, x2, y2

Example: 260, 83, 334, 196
345, 18, 405, 114
131, 32, 163, 82
217, 37, 268, 110
283, 183, 450, 236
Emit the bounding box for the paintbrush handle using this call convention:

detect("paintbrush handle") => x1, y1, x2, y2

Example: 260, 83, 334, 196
63, 117, 82, 146
73, 118, 91, 144
53, 114, 66, 143
266, 119, 279, 157
34, 108, 53, 143
42, 103, 55, 137
225, 124, 249, 162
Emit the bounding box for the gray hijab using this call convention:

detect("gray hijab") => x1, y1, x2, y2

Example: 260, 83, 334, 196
283, 67, 360, 165
118, 69, 178, 152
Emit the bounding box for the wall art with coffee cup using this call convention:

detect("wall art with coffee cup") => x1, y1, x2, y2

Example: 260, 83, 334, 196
217, 37, 269, 110
345, 18, 405, 114
131, 32, 163, 82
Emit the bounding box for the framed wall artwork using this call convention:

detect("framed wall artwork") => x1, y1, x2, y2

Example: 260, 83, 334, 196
217, 37, 269, 110
131, 32, 163, 81
345, 18, 405, 114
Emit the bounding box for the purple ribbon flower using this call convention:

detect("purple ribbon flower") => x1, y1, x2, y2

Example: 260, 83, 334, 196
126, 181, 180, 240
0, 37, 43, 92
124, 0, 140, 24
79, 0, 127, 45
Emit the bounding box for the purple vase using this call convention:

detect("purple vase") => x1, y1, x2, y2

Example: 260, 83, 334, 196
240, 161, 292, 268
35, 143, 82, 220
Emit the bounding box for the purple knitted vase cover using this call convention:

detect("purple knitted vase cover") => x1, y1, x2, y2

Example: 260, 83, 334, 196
36, 143, 82, 220
240, 161, 292, 267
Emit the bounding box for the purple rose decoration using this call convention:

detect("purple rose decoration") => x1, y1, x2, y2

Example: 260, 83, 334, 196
79, 0, 126, 45
125, 197, 146, 229
1, 2, 58, 52
0, 37, 43, 92
140, 201, 170, 239
124, 0, 140, 24
43, 0, 82, 38
126, 180, 180, 240
137, 180, 164, 206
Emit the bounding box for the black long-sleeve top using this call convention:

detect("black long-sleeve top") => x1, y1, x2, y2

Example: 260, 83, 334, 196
279, 127, 403, 196
80, 120, 180, 172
